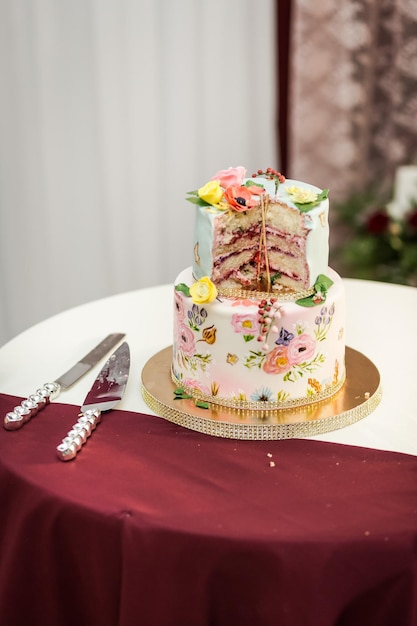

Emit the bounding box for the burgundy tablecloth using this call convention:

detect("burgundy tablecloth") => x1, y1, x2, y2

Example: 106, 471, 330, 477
0, 393, 416, 626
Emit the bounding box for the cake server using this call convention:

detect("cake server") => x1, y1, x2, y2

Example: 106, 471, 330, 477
4, 333, 125, 431
56, 341, 130, 461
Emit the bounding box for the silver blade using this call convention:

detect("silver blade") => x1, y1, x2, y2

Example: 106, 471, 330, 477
56, 342, 130, 461
55, 333, 125, 389
81, 342, 130, 413
3, 332, 126, 431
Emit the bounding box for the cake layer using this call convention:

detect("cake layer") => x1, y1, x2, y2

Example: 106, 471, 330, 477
213, 254, 308, 291
173, 266, 346, 409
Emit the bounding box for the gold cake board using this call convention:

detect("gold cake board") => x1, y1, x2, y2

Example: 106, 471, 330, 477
141, 346, 382, 440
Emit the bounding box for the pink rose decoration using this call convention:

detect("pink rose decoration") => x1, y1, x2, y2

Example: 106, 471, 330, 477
286, 333, 316, 365
174, 291, 185, 321
211, 166, 246, 188
231, 313, 260, 335
176, 322, 196, 357
263, 346, 291, 375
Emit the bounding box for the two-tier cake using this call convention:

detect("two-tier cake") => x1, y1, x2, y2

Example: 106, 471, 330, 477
172, 167, 346, 410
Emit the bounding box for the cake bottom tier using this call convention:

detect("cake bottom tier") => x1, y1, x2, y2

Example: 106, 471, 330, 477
173, 267, 346, 410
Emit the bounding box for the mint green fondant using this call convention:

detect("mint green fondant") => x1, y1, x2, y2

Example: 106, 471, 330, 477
192, 179, 330, 290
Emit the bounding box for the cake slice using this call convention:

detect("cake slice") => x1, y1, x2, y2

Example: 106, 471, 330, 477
190, 168, 329, 293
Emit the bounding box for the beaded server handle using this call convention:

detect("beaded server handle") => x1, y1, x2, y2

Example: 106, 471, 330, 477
56, 409, 102, 462
3, 333, 126, 432
4, 382, 61, 431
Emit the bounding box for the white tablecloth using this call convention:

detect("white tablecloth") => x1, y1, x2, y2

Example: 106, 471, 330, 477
1, 278, 416, 455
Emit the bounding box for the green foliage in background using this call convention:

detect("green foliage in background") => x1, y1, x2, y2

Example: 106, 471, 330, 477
334, 189, 417, 286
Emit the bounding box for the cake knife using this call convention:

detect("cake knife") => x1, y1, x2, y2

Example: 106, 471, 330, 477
4, 333, 125, 431
56, 341, 130, 461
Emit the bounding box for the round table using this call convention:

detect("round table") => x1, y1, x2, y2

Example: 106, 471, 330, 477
0, 279, 416, 626
1, 278, 416, 454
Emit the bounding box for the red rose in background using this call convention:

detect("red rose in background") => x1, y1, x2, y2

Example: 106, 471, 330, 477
407, 209, 417, 231
365, 210, 389, 234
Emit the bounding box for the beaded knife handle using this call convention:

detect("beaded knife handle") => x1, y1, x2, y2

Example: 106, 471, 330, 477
56, 341, 130, 461
4, 383, 61, 431
3, 333, 126, 431
56, 409, 101, 462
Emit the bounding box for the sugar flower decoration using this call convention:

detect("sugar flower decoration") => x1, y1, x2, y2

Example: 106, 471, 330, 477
286, 186, 329, 212
286, 186, 318, 204
197, 180, 224, 206
224, 185, 259, 212
187, 166, 287, 213
189, 277, 218, 304
210, 166, 246, 188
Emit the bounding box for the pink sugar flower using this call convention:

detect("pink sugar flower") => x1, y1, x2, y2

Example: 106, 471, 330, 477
211, 166, 246, 188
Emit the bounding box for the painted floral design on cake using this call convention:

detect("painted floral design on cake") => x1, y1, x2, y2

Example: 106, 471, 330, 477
231, 313, 260, 342
244, 324, 325, 383
173, 286, 215, 375
173, 268, 345, 408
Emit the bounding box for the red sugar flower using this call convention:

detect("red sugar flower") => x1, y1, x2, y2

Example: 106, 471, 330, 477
224, 185, 259, 212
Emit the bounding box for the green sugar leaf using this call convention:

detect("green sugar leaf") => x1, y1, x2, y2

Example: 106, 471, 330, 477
314, 274, 334, 292
195, 400, 209, 409
244, 180, 265, 189
296, 273, 334, 307
295, 296, 317, 307
186, 196, 211, 207
173, 387, 193, 400
175, 283, 191, 297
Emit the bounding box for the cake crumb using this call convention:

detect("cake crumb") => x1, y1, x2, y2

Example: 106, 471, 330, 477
267, 452, 273, 458
364, 391, 370, 399
269, 461, 276, 468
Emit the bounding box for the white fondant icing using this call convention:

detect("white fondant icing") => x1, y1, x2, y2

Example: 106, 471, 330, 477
173, 266, 345, 408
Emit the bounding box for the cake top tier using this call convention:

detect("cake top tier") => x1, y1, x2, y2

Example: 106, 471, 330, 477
188, 166, 330, 294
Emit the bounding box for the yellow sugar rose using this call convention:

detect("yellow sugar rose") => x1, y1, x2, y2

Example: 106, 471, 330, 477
198, 180, 224, 206
286, 186, 318, 204
189, 277, 218, 304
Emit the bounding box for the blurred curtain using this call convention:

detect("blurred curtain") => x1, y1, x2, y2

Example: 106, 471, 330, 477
0, 0, 277, 346
286, 0, 417, 201
276, 0, 292, 175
